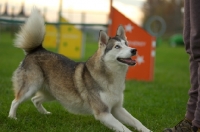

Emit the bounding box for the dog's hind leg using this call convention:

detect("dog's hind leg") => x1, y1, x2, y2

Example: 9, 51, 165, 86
8, 84, 42, 119
31, 90, 55, 114
8, 67, 43, 119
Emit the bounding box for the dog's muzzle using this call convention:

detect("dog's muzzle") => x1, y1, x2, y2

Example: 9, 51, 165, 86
117, 49, 137, 66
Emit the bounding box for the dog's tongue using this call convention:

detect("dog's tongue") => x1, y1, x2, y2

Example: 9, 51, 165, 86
120, 58, 136, 66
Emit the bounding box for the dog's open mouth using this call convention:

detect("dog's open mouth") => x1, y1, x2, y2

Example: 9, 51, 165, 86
117, 58, 136, 66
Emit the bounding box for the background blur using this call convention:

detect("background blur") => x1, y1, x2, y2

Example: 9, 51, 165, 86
0, 0, 184, 46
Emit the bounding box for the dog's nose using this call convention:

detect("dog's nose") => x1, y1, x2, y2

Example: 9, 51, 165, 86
131, 49, 137, 55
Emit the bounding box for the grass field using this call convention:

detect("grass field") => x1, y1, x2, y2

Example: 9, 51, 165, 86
0, 32, 190, 132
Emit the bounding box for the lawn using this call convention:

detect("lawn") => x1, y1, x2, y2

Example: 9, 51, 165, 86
0, 32, 190, 132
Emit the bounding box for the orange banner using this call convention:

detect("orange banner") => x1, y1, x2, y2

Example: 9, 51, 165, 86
108, 7, 156, 81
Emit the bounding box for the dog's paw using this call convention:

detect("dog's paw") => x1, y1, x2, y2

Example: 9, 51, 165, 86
8, 115, 17, 120
143, 129, 152, 132
44, 111, 52, 115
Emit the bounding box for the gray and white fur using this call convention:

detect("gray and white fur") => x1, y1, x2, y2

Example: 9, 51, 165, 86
8, 8, 151, 132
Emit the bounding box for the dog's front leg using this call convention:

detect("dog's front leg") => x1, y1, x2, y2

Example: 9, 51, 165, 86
94, 112, 132, 132
112, 107, 151, 132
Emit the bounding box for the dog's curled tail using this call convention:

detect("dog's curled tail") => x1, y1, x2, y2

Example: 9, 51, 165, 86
14, 8, 45, 54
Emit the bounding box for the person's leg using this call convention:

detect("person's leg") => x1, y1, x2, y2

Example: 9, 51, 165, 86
183, 0, 197, 122
183, 0, 190, 55
183, 0, 198, 122
163, 0, 193, 131
185, 56, 198, 122
189, 0, 200, 129
190, 0, 200, 62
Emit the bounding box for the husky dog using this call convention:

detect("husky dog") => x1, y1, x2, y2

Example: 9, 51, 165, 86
8, 9, 151, 132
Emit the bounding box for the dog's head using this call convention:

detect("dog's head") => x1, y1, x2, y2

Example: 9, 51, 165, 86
98, 25, 137, 66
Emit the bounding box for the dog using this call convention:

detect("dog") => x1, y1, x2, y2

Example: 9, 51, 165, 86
8, 8, 151, 132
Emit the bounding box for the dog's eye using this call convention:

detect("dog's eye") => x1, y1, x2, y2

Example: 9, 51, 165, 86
115, 45, 121, 49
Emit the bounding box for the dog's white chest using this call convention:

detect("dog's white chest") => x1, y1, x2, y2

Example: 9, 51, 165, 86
100, 83, 124, 109
100, 92, 121, 108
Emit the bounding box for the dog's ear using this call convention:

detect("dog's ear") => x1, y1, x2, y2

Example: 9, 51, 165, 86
98, 30, 109, 47
116, 25, 127, 40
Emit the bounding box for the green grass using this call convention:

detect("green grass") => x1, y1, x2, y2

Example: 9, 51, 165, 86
0, 32, 190, 132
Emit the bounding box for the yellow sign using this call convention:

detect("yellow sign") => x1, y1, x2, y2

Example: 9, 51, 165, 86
58, 16, 83, 59
43, 24, 57, 48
